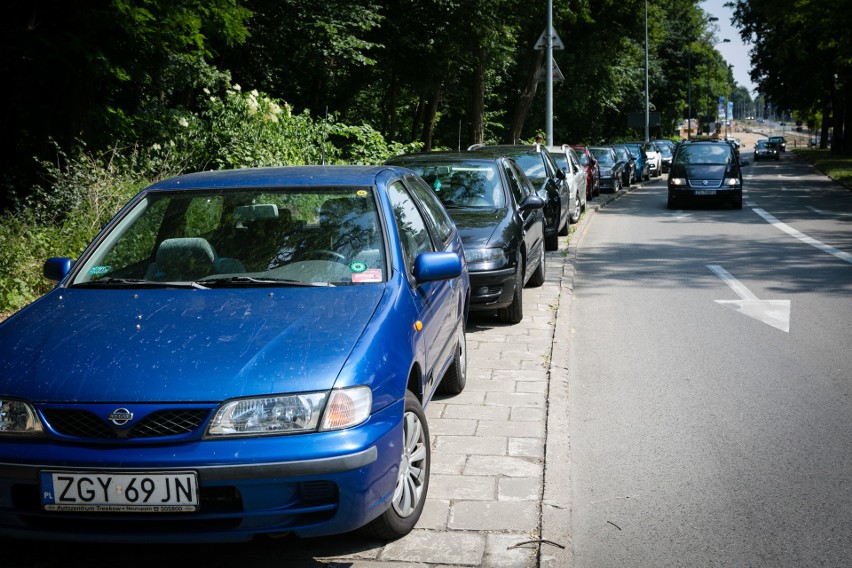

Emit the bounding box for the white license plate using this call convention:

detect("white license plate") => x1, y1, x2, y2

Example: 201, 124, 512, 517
40, 471, 199, 512
694, 190, 717, 196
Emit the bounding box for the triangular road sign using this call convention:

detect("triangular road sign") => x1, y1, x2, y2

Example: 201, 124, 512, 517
534, 29, 564, 50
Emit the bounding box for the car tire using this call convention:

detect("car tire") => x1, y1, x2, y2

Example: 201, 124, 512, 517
568, 192, 581, 224
528, 245, 546, 287
623, 174, 631, 188
438, 318, 467, 395
545, 228, 558, 251
360, 390, 430, 540
498, 263, 523, 324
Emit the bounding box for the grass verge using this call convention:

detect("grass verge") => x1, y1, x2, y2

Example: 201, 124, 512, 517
792, 149, 852, 188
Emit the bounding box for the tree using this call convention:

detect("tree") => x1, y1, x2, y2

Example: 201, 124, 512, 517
731, 0, 852, 153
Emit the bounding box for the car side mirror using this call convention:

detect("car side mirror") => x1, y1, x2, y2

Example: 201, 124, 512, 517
44, 257, 74, 283
518, 195, 546, 211
414, 252, 462, 283
555, 169, 566, 180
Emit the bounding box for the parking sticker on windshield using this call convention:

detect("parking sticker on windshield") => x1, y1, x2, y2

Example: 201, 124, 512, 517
352, 269, 382, 283
349, 261, 367, 273
356, 190, 369, 197
88, 266, 111, 276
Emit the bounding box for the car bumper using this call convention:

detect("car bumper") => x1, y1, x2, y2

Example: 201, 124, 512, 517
668, 187, 742, 205
0, 399, 404, 543
468, 267, 516, 311
598, 176, 618, 190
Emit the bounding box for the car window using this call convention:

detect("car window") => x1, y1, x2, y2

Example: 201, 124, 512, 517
566, 148, 582, 172
549, 152, 569, 173
387, 180, 435, 276
675, 144, 732, 165
403, 174, 456, 248
591, 149, 615, 165
574, 149, 589, 166
503, 161, 529, 205
512, 153, 547, 184
72, 186, 388, 286
398, 161, 506, 209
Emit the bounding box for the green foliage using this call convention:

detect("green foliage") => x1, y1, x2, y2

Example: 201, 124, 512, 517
0, 84, 412, 315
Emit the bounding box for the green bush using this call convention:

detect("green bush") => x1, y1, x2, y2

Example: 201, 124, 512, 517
0, 84, 421, 316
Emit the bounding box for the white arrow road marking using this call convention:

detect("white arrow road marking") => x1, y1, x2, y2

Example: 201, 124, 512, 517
707, 265, 791, 333
752, 208, 852, 265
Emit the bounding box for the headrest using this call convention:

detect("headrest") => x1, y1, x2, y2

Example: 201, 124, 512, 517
155, 238, 216, 280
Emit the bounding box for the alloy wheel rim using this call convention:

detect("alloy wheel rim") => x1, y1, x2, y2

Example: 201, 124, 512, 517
391, 410, 427, 517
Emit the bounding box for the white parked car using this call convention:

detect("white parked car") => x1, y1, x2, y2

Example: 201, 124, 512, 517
547, 145, 587, 222
642, 141, 662, 177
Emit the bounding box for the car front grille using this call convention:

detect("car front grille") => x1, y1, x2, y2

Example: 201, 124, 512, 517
41, 408, 211, 440
688, 179, 723, 189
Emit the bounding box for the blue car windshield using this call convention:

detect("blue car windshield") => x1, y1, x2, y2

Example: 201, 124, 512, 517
399, 161, 506, 208
71, 187, 387, 287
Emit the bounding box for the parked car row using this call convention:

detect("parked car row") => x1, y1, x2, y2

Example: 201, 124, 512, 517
0, 131, 700, 545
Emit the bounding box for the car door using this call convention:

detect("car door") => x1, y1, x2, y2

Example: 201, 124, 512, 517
566, 147, 587, 207
540, 149, 573, 224
504, 160, 545, 278
386, 179, 457, 394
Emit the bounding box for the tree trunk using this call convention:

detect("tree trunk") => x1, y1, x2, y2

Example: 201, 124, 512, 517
507, 49, 545, 144
470, 47, 487, 145
411, 94, 425, 142
422, 85, 442, 152
820, 102, 831, 150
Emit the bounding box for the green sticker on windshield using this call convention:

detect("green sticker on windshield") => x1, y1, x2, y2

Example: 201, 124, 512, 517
349, 261, 367, 273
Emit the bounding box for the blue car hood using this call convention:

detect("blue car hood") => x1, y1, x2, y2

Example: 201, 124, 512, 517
0, 286, 385, 403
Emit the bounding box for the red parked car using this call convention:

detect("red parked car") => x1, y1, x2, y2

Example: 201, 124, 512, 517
572, 145, 601, 198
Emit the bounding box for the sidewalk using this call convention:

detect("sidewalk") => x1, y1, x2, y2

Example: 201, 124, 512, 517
290, 188, 629, 567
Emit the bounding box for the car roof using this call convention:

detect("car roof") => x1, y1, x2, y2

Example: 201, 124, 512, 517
145, 165, 402, 191
386, 151, 501, 164
467, 144, 542, 157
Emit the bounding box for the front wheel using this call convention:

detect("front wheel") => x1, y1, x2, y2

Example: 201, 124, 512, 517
438, 318, 467, 394
498, 263, 524, 323
528, 244, 546, 287
360, 391, 430, 540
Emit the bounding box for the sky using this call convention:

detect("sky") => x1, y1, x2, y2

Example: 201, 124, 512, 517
701, 0, 757, 95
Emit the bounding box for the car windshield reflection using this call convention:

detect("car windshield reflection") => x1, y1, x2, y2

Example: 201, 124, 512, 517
71, 187, 387, 287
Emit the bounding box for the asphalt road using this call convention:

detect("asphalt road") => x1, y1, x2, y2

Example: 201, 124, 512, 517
566, 150, 852, 566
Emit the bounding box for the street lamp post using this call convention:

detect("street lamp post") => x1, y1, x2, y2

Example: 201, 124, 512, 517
706, 38, 730, 135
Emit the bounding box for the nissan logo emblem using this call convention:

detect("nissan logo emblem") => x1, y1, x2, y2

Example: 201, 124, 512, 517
108, 408, 134, 426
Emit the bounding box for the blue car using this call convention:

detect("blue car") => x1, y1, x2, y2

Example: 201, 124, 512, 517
623, 142, 651, 182
0, 166, 470, 543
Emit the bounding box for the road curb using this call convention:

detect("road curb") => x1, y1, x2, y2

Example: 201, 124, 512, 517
538, 178, 644, 567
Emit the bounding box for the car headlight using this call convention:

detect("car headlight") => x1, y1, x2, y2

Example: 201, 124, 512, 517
206, 387, 373, 437
669, 178, 687, 186
0, 399, 44, 436
464, 247, 508, 271
724, 178, 740, 186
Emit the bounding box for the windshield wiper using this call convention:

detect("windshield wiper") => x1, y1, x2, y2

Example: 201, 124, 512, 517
73, 278, 209, 289
200, 276, 334, 287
